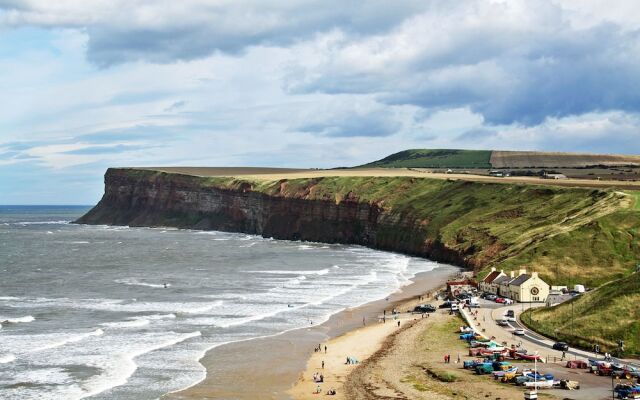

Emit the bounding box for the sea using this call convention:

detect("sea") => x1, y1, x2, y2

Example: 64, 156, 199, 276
0, 205, 449, 399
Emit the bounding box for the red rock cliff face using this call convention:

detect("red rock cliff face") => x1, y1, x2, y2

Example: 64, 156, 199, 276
76, 168, 469, 267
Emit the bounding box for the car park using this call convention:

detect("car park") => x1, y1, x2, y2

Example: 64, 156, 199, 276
552, 342, 569, 351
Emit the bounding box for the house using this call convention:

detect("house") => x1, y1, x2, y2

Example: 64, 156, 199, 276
446, 278, 478, 296
508, 270, 550, 303
479, 267, 506, 293
497, 274, 515, 297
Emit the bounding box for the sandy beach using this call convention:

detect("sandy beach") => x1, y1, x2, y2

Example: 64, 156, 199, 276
167, 264, 459, 399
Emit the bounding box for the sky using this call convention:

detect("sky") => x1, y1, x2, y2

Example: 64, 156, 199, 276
1, 0, 640, 204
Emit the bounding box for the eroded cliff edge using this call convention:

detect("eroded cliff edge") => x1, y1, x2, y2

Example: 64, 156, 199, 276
77, 168, 640, 285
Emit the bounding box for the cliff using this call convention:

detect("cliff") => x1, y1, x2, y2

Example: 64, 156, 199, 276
77, 168, 640, 285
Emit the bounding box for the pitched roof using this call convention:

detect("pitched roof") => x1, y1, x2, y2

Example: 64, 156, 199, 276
509, 274, 531, 287
493, 276, 511, 285
482, 270, 503, 283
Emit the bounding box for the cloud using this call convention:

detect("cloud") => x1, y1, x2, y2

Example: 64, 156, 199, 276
283, 1, 640, 126
0, 0, 429, 66
61, 144, 145, 155
298, 108, 402, 137
164, 100, 186, 112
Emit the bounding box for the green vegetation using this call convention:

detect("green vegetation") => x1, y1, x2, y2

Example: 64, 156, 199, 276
400, 375, 429, 391
631, 190, 640, 210
424, 369, 459, 382
522, 272, 640, 357
361, 149, 492, 169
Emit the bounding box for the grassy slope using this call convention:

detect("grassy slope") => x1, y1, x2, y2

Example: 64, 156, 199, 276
361, 149, 492, 169
522, 272, 640, 357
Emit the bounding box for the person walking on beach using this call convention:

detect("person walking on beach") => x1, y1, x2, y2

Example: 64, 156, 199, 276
322, 360, 324, 369
324, 345, 327, 353
397, 320, 400, 327
444, 355, 447, 363
362, 316, 365, 326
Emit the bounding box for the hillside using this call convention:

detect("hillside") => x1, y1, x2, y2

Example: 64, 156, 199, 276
361, 149, 492, 169
362, 149, 640, 169
522, 272, 640, 357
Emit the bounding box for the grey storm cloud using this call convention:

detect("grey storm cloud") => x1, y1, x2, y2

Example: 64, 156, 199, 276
3, 0, 640, 135
0, 0, 429, 66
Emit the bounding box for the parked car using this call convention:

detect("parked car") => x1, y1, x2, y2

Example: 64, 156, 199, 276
412, 304, 436, 313
513, 328, 526, 336
503, 298, 513, 305
485, 294, 497, 301
497, 319, 510, 327
612, 365, 640, 379
495, 297, 506, 303
450, 304, 459, 311
553, 342, 569, 352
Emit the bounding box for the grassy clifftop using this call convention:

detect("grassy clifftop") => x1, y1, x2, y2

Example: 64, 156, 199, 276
523, 272, 640, 357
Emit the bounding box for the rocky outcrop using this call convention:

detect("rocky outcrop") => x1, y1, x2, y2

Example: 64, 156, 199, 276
76, 168, 469, 268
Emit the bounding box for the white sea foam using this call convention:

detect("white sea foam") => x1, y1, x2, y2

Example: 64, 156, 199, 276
77, 331, 202, 399
115, 278, 170, 288
101, 319, 151, 329
0, 354, 15, 363
1, 315, 35, 324
248, 268, 330, 276
31, 329, 104, 352
70, 241, 90, 244
12, 220, 69, 225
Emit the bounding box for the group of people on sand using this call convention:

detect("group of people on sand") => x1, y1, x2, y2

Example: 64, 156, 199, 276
312, 372, 324, 383
314, 344, 327, 353
314, 385, 336, 395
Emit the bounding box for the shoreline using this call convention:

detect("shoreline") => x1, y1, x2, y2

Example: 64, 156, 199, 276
167, 264, 460, 399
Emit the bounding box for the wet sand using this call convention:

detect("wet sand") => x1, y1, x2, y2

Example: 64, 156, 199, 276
166, 264, 459, 400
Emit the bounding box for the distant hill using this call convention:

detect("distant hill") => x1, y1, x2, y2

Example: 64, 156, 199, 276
361, 149, 640, 169
361, 149, 492, 169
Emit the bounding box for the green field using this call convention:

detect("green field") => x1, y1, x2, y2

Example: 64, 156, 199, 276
361, 149, 492, 169
522, 272, 640, 357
